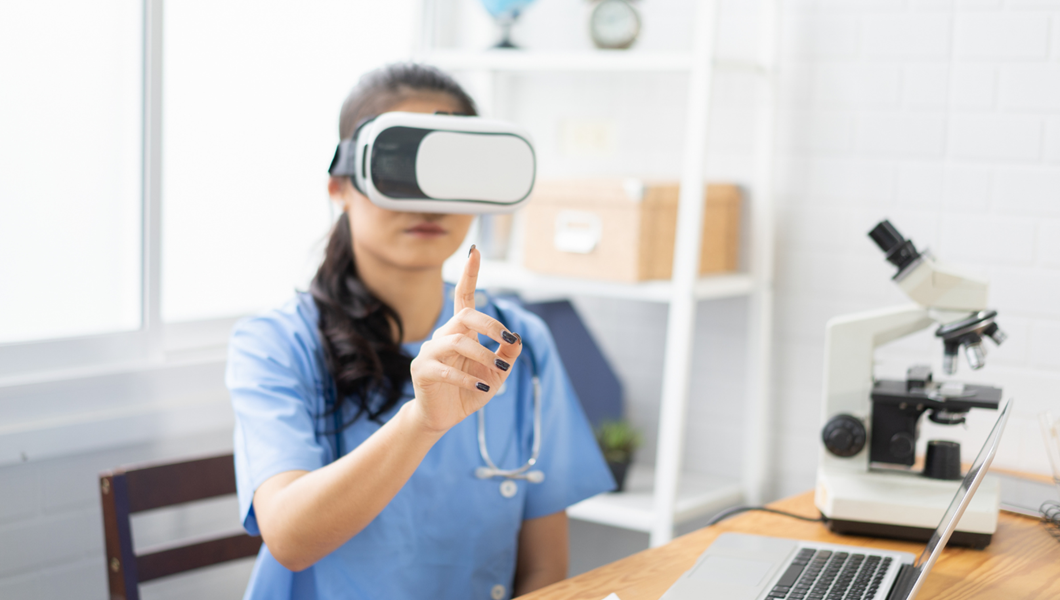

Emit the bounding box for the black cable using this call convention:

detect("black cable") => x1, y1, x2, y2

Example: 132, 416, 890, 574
1041, 500, 1060, 544
707, 505, 826, 527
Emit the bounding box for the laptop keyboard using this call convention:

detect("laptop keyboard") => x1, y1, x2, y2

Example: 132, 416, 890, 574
764, 548, 893, 600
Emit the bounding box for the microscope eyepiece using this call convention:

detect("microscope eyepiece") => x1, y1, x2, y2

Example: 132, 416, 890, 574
869, 220, 921, 274
869, 220, 904, 253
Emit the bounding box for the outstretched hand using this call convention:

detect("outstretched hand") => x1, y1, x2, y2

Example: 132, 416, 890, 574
408, 246, 523, 434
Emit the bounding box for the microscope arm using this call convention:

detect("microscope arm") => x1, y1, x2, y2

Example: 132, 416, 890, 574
822, 304, 934, 421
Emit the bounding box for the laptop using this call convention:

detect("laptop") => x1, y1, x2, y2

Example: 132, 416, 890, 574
661, 399, 1013, 600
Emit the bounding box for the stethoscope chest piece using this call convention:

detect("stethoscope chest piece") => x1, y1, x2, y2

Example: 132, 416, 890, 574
499, 480, 518, 498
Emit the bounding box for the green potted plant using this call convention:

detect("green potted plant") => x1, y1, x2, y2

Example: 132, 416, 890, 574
595, 419, 642, 492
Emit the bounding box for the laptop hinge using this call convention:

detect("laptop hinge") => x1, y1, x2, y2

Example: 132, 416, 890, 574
885, 564, 917, 600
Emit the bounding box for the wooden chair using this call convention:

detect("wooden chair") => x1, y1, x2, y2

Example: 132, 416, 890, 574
99, 453, 263, 600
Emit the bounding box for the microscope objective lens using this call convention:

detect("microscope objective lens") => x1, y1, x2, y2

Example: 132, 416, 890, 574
965, 343, 986, 370
942, 351, 958, 375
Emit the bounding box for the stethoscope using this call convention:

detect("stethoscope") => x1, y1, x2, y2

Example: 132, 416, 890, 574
329, 295, 545, 488
473, 355, 544, 484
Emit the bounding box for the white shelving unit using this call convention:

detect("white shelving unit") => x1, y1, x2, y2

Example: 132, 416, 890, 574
422, 0, 779, 547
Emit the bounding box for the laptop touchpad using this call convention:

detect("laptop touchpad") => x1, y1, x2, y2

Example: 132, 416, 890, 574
691, 556, 774, 587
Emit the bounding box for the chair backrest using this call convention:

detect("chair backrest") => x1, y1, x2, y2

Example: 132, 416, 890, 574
99, 453, 262, 600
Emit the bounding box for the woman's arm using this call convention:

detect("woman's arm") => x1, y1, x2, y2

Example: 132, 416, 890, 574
513, 511, 570, 596
252, 402, 444, 571
252, 248, 521, 571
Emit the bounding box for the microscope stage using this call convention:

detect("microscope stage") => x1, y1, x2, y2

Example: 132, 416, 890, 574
815, 467, 1000, 548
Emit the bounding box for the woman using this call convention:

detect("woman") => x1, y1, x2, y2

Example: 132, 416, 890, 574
227, 63, 614, 600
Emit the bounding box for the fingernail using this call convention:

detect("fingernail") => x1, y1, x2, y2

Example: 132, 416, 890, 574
495, 359, 510, 372
476, 382, 490, 392
468, 244, 476, 257
513, 333, 522, 345
501, 330, 517, 344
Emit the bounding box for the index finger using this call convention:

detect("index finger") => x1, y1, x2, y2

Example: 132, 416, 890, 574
455, 244, 480, 315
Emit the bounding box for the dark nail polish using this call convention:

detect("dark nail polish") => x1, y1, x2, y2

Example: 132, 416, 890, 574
495, 359, 510, 372
476, 382, 490, 392
468, 244, 476, 257
513, 332, 521, 345
501, 330, 517, 345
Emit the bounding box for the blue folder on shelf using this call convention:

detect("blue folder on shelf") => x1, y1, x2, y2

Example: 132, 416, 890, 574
522, 299, 624, 429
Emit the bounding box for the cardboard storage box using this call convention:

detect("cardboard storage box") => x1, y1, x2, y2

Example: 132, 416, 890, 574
523, 180, 740, 283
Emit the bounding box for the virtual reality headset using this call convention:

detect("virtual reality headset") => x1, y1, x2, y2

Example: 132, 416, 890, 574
329, 112, 536, 214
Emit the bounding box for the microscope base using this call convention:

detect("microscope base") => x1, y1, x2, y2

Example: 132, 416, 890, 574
815, 467, 1000, 548
825, 517, 991, 549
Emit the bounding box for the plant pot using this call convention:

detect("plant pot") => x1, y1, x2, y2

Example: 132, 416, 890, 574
607, 460, 631, 493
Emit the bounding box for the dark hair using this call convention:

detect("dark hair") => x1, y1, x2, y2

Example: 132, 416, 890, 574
311, 63, 477, 428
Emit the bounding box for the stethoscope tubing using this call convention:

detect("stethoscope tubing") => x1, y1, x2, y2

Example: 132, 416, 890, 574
474, 371, 544, 483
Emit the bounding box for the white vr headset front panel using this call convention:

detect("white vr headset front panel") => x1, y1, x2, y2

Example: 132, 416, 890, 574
333, 112, 536, 214
416, 131, 535, 204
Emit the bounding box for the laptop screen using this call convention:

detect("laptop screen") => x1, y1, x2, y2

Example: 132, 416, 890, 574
906, 399, 1012, 596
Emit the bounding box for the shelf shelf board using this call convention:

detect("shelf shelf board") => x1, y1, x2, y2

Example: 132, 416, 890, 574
444, 259, 753, 303
421, 50, 770, 75
567, 466, 743, 532
422, 49, 693, 73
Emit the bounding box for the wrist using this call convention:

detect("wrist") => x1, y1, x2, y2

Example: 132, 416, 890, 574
397, 401, 449, 442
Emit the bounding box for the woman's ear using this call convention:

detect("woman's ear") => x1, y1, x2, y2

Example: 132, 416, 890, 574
328, 176, 352, 207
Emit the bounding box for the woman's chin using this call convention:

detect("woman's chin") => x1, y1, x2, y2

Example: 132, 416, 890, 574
389, 243, 461, 270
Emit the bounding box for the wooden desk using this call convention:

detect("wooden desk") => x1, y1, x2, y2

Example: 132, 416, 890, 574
524, 492, 1060, 600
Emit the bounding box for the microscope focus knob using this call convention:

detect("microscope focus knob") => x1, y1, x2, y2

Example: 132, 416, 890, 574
822, 415, 867, 457
889, 432, 916, 460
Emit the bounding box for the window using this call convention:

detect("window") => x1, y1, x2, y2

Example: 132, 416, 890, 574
161, 0, 418, 322
0, 0, 419, 374
0, 1, 143, 345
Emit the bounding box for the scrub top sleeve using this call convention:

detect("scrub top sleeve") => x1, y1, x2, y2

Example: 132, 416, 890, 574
227, 315, 330, 536
520, 316, 616, 521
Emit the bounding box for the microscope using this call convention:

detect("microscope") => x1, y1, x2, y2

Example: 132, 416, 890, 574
814, 220, 1005, 548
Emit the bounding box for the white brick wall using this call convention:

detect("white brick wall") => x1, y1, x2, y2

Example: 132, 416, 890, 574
863, 15, 953, 58
904, 65, 950, 107
898, 163, 945, 208
940, 214, 1037, 263
0, 430, 239, 599
1040, 219, 1060, 266
951, 65, 997, 108
782, 16, 861, 59
1030, 320, 1060, 368
1046, 117, 1060, 159
0, 465, 39, 525
955, 13, 1051, 58
1001, 65, 1060, 109
949, 115, 1043, 160
944, 164, 993, 210
994, 166, 1060, 214
859, 114, 948, 156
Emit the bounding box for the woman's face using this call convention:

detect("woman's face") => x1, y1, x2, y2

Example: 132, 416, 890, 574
330, 93, 475, 272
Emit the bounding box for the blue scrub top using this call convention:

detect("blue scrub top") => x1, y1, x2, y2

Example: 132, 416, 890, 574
226, 284, 615, 600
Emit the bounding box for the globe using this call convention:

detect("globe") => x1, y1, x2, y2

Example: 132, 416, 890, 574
478, 0, 537, 48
